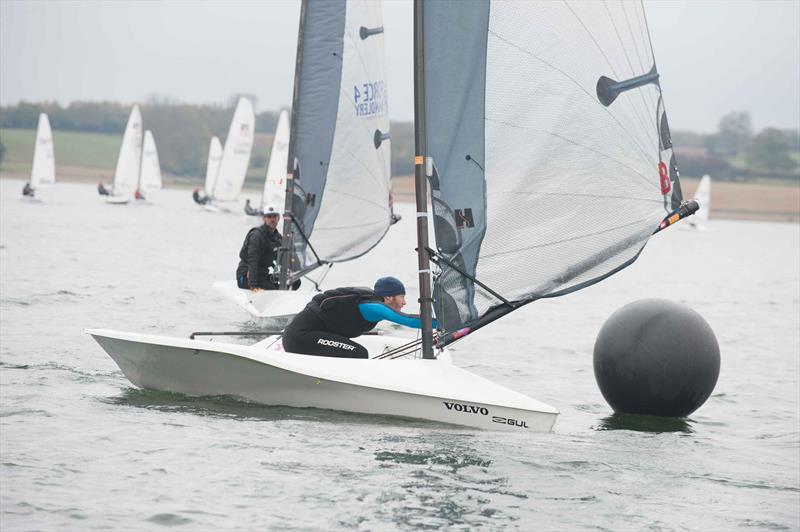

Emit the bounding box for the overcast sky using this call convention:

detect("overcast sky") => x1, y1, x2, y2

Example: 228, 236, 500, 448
1, 0, 798, 133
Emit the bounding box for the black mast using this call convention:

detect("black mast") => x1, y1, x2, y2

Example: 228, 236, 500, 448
413, 0, 435, 360
279, 0, 308, 291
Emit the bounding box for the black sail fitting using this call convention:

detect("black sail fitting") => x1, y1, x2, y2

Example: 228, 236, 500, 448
360, 26, 384, 40
374, 129, 391, 149
597, 65, 660, 107
655, 200, 700, 234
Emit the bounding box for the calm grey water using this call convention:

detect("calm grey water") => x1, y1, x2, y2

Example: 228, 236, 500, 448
1, 179, 798, 531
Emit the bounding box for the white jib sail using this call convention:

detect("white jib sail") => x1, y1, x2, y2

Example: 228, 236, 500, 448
30, 113, 55, 188
204, 136, 223, 196
311, 0, 391, 261
112, 105, 143, 199
138, 130, 162, 195
211, 97, 255, 201
261, 109, 290, 210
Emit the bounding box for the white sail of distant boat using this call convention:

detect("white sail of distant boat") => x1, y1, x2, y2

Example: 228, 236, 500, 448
108, 106, 143, 204
204, 136, 223, 197
261, 109, 290, 210
208, 97, 255, 204
137, 130, 162, 197
687, 175, 711, 229
30, 113, 55, 189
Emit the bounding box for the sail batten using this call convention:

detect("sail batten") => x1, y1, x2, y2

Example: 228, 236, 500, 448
423, 0, 685, 334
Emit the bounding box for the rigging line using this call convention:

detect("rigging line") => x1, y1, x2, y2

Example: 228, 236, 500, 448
427, 247, 512, 307
603, 0, 656, 138
561, 0, 655, 150
484, 117, 659, 191
289, 214, 324, 266
488, 29, 653, 167
490, 190, 664, 204
479, 213, 656, 261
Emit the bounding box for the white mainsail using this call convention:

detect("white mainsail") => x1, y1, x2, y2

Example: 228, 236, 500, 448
111, 106, 143, 200
261, 109, 290, 210
138, 130, 162, 195
418, 0, 694, 339
30, 113, 55, 189
204, 136, 223, 196
283, 0, 392, 285
211, 97, 255, 202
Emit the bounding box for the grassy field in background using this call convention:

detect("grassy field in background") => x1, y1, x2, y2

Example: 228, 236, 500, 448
0, 128, 272, 185
1, 128, 121, 176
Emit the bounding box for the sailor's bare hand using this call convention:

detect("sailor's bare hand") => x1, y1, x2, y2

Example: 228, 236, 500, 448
251, 287, 264, 293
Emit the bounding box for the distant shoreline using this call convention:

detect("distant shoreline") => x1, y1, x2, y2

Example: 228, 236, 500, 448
2, 170, 798, 223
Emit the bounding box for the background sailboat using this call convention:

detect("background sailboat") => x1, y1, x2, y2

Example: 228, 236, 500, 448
687, 174, 711, 229
202, 97, 255, 211
194, 136, 223, 205
246, 109, 290, 216
22, 113, 55, 201
135, 130, 162, 201
106, 106, 143, 204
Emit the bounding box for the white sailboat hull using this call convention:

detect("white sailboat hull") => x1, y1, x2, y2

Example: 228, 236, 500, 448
105, 196, 131, 205
86, 328, 558, 432
212, 280, 311, 319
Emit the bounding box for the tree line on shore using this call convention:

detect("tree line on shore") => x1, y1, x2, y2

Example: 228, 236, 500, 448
672, 112, 799, 181
1, 101, 797, 182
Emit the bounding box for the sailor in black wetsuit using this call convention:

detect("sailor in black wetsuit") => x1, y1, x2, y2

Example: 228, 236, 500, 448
97, 182, 110, 196
22, 182, 35, 197
244, 198, 261, 216
192, 187, 209, 205
282, 277, 435, 359
236, 205, 282, 291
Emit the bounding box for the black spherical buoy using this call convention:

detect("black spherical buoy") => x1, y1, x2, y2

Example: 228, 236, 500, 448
593, 299, 720, 417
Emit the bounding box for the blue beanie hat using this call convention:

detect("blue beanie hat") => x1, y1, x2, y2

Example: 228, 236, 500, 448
374, 276, 405, 297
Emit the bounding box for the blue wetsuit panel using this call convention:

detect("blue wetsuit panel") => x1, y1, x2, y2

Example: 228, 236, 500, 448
358, 303, 438, 329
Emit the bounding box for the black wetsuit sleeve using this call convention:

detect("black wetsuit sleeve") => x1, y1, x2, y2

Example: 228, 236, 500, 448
246, 232, 262, 289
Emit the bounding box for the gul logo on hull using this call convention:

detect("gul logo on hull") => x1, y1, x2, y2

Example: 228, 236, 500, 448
443, 401, 488, 416
491, 416, 529, 429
